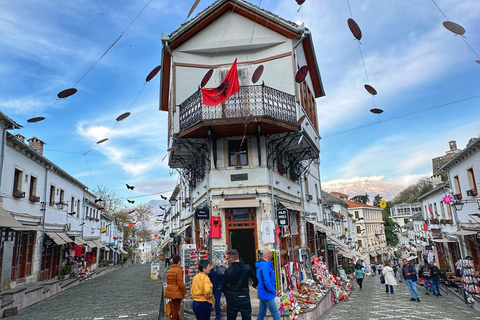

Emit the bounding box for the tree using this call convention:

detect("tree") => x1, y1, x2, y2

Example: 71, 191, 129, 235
116, 204, 153, 241
392, 178, 433, 204
92, 185, 126, 213
350, 193, 370, 204
382, 202, 401, 246
373, 194, 382, 207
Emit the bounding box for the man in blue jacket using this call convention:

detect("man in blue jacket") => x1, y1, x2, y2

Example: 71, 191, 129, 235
255, 249, 280, 320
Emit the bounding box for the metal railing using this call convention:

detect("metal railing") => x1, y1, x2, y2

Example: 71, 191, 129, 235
178, 84, 296, 132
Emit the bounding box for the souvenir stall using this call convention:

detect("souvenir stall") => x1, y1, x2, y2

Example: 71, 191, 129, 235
459, 258, 480, 305
181, 243, 208, 298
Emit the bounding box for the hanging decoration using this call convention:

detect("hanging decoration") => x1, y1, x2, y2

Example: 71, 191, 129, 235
27, 117, 45, 123
370, 108, 383, 114
295, 65, 309, 83
347, 18, 362, 41
200, 69, 214, 88
126, 184, 135, 190
252, 65, 264, 84
128, 222, 134, 227
423, 224, 428, 231
113, 237, 117, 240
96, 138, 108, 144
155, 234, 158, 237
442, 21, 465, 36
380, 200, 387, 208
57, 88, 78, 99
127, 199, 135, 204
101, 227, 107, 233
442, 194, 453, 205
146, 65, 161, 82
116, 112, 131, 122
364, 84, 377, 96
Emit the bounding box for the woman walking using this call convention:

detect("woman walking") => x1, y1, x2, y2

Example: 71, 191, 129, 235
354, 264, 364, 289
164, 255, 187, 320
383, 262, 397, 294
191, 259, 214, 320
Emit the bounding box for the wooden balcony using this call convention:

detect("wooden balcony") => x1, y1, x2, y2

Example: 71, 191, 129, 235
178, 84, 297, 138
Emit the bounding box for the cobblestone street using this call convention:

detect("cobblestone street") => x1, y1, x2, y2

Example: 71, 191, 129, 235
9, 264, 171, 320
320, 275, 480, 320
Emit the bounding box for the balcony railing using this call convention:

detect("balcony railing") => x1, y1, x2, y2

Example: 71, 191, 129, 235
179, 84, 296, 132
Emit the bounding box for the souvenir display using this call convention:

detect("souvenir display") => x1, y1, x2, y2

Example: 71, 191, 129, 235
181, 244, 198, 296
460, 259, 480, 294
211, 244, 228, 267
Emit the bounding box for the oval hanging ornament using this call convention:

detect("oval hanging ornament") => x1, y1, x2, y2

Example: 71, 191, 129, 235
128, 222, 134, 227
154, 234, 158, 237
96, 138, 108, 144
27, 116, 45, 123
201, 69, 214, 88
296, 115, 306, 127
57, 88, 77, 99
370, 108, 383, 114
113, 237, 117, 240
364, 84, 377, 95
347, 18, 362, 41
295, 65, 309, 83
146, 65, 161, 82
442, 21, 465, 36
116, 112, 131, 122
252, 65, 264, 84
296, 0, 306, 4
423, 224, 428, 231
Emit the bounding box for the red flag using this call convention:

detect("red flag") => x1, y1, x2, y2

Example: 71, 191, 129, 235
202, 59, 240, 106
428, 203, 434, 217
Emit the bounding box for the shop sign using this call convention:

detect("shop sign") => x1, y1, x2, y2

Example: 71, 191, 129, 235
195, 207, 210, 219
170, 232, 176, 238
425, 245, 433, 250
316, 231, 326, 239
327, 244, 335, 251
276, 209, 289, 226
337, 253, 344, 259
43, 236, 54, 247
173, 236, 181, 244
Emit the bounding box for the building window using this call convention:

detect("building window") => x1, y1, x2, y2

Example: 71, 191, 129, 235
466, 168, 478, 196
71, 196, 75, 214
433, 203, 438, 217
59, 189, 65, 205
228, 140, 248, 166
440, 201, 446, 220
355, 211, 359, 219
453, 175, 461, 198
404, 218, 409, 224
358, 240, 362, 247
299, 82, 318, 130
77, 200, 81, 218
356, 226, 361, 233
13, 168, 23, 196
29, 176, 38, 201
49, 185, 55, 206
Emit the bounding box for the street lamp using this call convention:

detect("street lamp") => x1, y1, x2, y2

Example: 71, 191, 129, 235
451, 201, 464, 211
55, 202, 66, 210
169, 198, 178, 206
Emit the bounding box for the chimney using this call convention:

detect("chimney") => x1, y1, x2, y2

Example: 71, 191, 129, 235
448, 140, 457, 151
15, 134, 25, 143
27, 137, 46, 156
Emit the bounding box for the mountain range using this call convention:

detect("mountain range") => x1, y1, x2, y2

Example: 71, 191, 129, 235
322, 181, 405, 202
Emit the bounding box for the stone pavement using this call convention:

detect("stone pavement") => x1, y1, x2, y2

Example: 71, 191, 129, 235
319, 275, 480, 320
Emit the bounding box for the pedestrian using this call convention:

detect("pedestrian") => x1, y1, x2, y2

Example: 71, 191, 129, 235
402, 258, 420, 302
222, 249, 258, 320
354, 264, 364, 289
191, 259, 214, 320
371, 264, 377, 276
429, 261, 442, 296
164, 255, 188, 320
208, 263, 226, 320
255, 249, 281, 320
383, 262, 397, 294
165, 254, 171, 268
419, 261, 433, 295
396, 263, 403, 282
378, 263, 383, 275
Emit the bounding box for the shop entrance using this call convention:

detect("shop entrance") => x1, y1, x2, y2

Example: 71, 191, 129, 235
225, 207, 258, 270
229, 229, 256, 270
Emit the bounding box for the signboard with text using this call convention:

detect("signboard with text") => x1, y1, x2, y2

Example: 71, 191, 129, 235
276, 209, 289, 226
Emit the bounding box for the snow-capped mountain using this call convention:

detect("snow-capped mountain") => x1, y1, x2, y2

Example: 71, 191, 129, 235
322, 180, 405, 202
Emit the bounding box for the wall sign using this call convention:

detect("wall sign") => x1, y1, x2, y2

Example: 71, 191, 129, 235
195, 207, 210, 219
276, 209, 289, 226
43, 236, 54, 247
231, 173, 248, 181
170, 232, 176, 238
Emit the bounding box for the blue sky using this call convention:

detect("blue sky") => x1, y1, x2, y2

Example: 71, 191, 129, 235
1, 0, 479, 206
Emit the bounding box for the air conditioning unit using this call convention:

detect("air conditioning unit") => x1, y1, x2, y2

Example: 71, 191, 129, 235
13, 190, 25, 198
29, 195, 40, 202
306, 194, 313, 201
466, 189, 478, 197
454, 194, 462, 200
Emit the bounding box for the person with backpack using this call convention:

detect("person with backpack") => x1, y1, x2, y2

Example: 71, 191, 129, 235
208, 263, 226, 320
419, 261, 433, 295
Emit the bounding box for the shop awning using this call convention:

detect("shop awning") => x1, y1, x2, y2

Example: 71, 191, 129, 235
15, 225, 43, 231
85, 240, 97, 248
120, 249, 128, 254
280, 201, 304, 212
57, 233, 73, 243
339, 249, 354, 259
307, 220, 340, 235
46, 232, 67, 245
0, 207, 25, 229
92, 240, 104, 248
103, 246, 111, 251
174, 224, 190, 236
158, 237, 173, 250
432, 238, 457, 243
218, 199, 260, 209
326, 234, 349, 249
447, 230, 477, 236
74, 237, 88, 245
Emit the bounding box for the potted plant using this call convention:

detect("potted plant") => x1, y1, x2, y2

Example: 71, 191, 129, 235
108, 260, 114, 266
320, 244, 325, 253
60, 265, 71, 277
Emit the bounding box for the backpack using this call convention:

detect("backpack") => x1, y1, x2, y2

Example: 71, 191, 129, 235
422, 267, 431, 277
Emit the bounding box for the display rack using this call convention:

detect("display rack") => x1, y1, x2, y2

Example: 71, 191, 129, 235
212, 244, 228, 267
461, 259, 480, 294
181, 244, 197, 296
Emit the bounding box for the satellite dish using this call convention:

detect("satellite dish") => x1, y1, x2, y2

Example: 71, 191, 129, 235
370, 108, 383, 114
27, 116, 45, 123
364, 84, 377, 95
252, 65, 264, 84
295, 65, 309, 83
146, 65, 161, 82
201, 69, 214, 88
296, 115, 306, 127
442, 21, 465, 36
96, 138, 108, 144
116, 112, 131, 121
347, 18, 362, 41
244, 114, 253, 126
57, 88, 77, 99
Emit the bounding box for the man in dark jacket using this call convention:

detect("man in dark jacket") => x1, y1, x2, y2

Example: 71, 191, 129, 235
255, 249, 280, 320
222, 249, 258, 320
208, 263, 226, 320
419, 261, 433, 295
429, 260, 442, 296
402, 258, 420, 302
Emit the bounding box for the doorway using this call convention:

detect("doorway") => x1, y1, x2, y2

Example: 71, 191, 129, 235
230, 229, 256, 270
